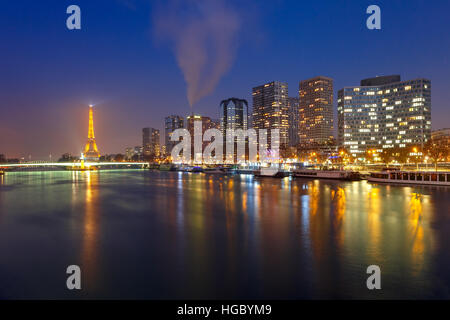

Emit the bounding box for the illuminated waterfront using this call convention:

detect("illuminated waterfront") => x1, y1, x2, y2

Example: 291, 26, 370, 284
0, 170, 449, 299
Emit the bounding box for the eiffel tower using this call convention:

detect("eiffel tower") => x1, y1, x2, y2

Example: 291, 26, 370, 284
84, 105, 100, 161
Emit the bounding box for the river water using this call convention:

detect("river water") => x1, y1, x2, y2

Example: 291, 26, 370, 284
0, 170, 449, 299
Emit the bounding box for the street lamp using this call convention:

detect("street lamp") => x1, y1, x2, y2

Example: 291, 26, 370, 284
412, 147, 419, 170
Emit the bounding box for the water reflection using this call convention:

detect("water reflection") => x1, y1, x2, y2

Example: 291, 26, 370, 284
0, 171, 448, 299
409, 193, 425, 275
81, 171, 100, 292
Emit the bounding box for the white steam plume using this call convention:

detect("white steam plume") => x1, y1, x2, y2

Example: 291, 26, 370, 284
153, 0, 241, 107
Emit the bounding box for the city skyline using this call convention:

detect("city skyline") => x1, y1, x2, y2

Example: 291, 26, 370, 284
2, 1, 450, 304
1, 72, 446, 161
1, 0, 450, 159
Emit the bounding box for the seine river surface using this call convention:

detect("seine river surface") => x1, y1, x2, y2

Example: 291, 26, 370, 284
0, 170, 449, 299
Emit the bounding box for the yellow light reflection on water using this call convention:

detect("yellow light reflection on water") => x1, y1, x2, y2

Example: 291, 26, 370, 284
409, 192, 425, 274
367, 185, 381, 250
309, 182, 319, 216
81, 170, 100, 292
333, 187, 346, 227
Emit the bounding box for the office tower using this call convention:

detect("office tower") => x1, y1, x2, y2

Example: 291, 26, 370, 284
142, 127, 160, 159
288, 97, 300, 147
252, 81, 289, 149
299, 76, 334, 148
165, 115, 184, 156
337, 75, 432, 158
220, 98, 249, 162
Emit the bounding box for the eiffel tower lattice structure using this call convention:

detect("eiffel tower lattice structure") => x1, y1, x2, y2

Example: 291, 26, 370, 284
84, 105, 100, 161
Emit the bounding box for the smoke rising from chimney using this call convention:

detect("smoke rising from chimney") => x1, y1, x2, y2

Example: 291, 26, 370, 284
153, 0, 241, 107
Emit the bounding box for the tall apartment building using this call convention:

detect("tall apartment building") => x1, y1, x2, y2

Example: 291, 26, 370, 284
288, 97, 300, 147
299, 76, 334, 148
164, 115, 184, 156
252, 81, 289, 149
337, 75, 431, 158
142, 127, 160, 159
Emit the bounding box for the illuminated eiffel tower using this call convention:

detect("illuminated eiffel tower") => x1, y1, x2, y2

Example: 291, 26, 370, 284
84, 105, 100, 161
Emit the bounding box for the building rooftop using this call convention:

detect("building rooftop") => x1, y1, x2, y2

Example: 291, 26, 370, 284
360, 75, 401, 86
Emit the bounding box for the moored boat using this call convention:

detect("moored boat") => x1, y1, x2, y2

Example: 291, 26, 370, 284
236, 168, 255, 174
203, 167, 235, 175
159, 163, 176, 171
254, 167, 289, 178
368, 171, 450, 186
293, 169, 360, 180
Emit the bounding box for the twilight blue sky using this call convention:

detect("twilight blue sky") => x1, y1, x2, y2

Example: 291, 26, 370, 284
1, 0, 449, 158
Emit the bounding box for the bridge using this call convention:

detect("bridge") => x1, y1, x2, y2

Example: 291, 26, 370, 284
0, 162, 149, 169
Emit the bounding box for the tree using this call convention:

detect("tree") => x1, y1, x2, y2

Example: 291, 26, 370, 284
391, 147, 409, 167
425, 140, 449, 171
281, 146, 297, 159
58, 153, 78, 162
380, 149, 393, 165
114, 154, 125, 162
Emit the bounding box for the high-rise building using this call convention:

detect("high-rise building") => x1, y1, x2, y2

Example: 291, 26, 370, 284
299, 76, 334, 148
209, 119, 221, 131
220, 98, 249, 162
164, 115, 184, 156
288, 97, 300, 147
252, 81, 289, 149
337, 75, 432, 158
220, 98, 248, 134
142, 127, 160, 159
186, 115, 211, 137
186, 114, 212, 162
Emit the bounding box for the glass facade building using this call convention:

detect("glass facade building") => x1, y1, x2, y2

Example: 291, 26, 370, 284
220, 97, 249, 163
337, 75, 431, 157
